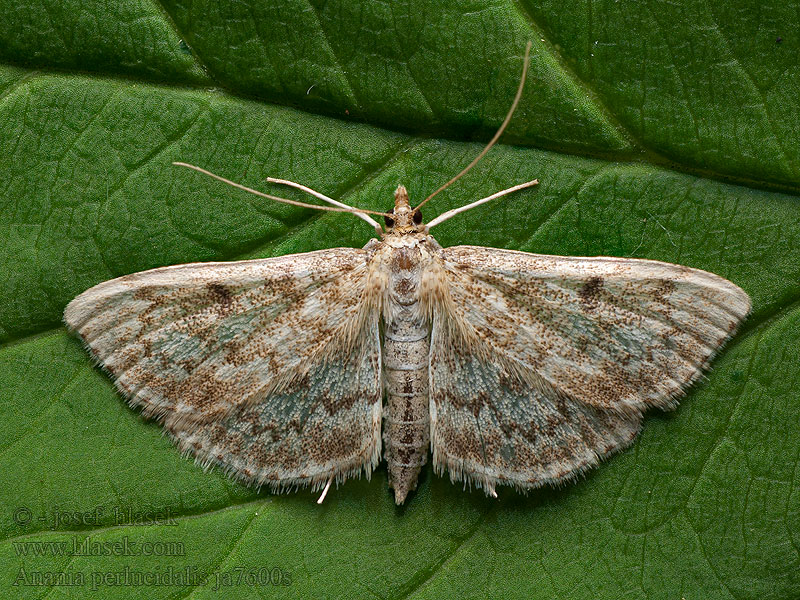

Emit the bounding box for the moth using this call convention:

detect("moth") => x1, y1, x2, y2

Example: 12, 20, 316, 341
64, 45, 750, 505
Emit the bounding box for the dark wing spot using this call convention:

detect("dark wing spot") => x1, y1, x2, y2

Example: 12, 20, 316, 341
579, 276, 603, 309
657, 278, 676, 297
207, 283, 233, 306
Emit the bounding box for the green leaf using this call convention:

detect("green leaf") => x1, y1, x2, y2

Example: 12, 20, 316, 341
1, 1, 798, 599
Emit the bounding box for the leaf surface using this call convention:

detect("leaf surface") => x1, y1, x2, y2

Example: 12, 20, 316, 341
1, 1, 798, 598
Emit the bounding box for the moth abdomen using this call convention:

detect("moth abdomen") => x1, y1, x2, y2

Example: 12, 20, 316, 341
382, 315, 431, 505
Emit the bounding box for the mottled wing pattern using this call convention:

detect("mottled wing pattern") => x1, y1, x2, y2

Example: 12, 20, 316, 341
64, 248, 383, 490
168, 318, 382, 491
428, 246, 751, 493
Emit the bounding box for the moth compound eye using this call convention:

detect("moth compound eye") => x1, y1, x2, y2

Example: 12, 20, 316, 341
384, 213, 395, 228
412, 209, 423, 225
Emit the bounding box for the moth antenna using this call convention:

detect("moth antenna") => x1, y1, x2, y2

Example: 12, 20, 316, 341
486, 481, 498, 499
424, 178, 538, 230
173, 163, 391, 232
317, 477, 333, 504
415, 40, 533, 212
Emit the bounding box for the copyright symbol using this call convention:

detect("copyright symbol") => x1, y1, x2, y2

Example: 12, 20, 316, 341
13, 507, 32, 526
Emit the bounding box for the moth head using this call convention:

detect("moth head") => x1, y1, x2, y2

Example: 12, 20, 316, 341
385, 185, 423, 233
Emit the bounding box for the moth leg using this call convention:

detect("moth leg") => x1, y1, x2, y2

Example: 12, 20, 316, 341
266, 177, 382, 233
317, 477, 334, 505
485, 481, 498, 499
425, 179, 539, 229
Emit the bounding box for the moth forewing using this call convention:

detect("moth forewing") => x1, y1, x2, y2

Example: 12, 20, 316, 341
64, 249, 386, 492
